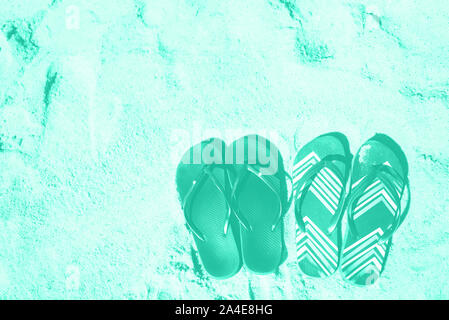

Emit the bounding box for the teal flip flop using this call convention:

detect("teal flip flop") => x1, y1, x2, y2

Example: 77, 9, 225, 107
293, 132, 352, 277
341, 134, 410, 285
228, 135, 291, 274
176, 138, 242, 279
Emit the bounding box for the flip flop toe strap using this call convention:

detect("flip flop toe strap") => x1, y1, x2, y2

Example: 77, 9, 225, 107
346, 164, 410, 243
182, 164, 233, 242
294, 154, 351, 235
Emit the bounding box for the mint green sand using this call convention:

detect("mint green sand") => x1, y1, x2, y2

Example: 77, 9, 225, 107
0, 1, 448, 299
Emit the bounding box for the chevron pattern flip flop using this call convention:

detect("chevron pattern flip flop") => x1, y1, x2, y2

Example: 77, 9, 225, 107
293, 132, 352, 277
341, 134, 410, 285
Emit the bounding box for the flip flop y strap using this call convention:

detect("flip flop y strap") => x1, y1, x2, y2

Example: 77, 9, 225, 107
182, 164, 233, 242
345, 164, 410, 243
231, 163, 293, 232
294, 154, 351, 235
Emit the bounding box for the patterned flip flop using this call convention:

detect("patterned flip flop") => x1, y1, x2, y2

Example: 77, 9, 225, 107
341, 134, 410, 285
293, 132, 352, 277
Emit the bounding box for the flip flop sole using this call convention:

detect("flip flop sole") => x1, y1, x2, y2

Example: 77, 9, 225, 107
229, 135, 288, 274
176, 138, 242, 279
238, 173, 285, 273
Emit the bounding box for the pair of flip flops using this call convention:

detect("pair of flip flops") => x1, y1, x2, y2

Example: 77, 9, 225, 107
176, 135, 291, 279
293, 132, 410, 285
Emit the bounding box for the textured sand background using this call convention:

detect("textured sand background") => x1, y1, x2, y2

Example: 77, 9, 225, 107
0, 0, 448, 299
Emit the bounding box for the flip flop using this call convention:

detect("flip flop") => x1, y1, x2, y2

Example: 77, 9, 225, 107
228, 135, 291, 274
341, 133, 410, 285
176, 138, 242, 279
293, 132, 352, 277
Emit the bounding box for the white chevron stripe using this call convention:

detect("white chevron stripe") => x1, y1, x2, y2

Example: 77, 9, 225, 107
343, 228, 384, 253
303, 216, 338, 251
313, 178, 339, 206
354, 193, 396, 220
292, 164, 313, 184
296, 239, 336, 275
346, 256, 382, 280
342, 242, 385, 269
297, 245, 332, 276
351, 177, 399, 220
296, 217, 337, 252
351, 176, 365, 189
296, 216, 338, 275
343, 234, 384, 262
356, 179, 381, 200
308, 186, 334, 215
311, 184, 337, 212
293, 151, 320, 172
316, 172, 340, 198
297, 226, 337, 264
300, 242, 336, 273
303, 228, 338, 263
293, 153, 321, 182
323, 167, 343, 187
292, 164, 314, 184
356, 182, 397, 211
297, 235, 337, 268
